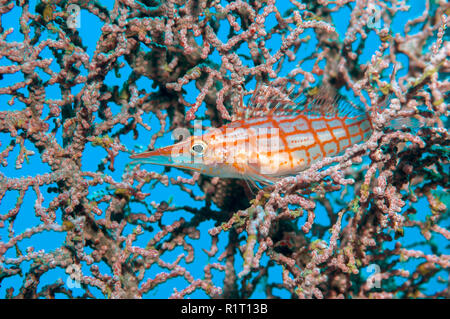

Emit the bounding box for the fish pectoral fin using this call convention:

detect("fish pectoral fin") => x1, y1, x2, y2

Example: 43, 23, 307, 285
243, 163, 281, 186
240, 177, 259, 198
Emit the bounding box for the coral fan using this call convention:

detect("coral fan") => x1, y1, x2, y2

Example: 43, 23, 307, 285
0, 0, 448, 299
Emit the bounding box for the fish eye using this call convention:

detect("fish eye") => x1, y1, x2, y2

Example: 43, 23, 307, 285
191, 140, 207, 155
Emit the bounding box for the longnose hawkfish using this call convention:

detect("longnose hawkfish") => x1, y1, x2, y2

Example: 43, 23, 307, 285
130, 85, 383, 187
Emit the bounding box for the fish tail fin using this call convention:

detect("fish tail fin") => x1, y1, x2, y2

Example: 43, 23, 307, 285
376, 63, 434, 131
387, 116, 423, 130
375, 91, 425, 131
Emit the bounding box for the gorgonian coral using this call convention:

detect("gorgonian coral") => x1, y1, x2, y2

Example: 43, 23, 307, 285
0, 0, 448, 299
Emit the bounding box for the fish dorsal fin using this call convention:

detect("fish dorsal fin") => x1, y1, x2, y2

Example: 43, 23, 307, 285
237, 82, 367, 120
235, 83, 301, 120
303, 85, 367, 118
